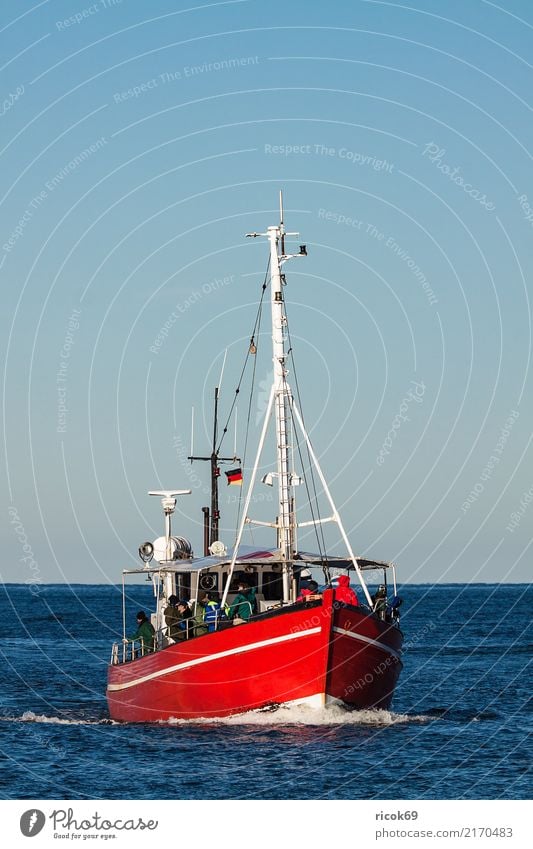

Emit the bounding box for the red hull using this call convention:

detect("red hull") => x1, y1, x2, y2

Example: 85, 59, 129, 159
107, 590, 403, 721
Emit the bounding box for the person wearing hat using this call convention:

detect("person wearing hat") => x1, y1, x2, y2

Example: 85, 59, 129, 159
175, 599, 193, 639
126, 610, 155, 655
164, 595, 193, 641
164, 595, 182, 641
228, 580, 256, 622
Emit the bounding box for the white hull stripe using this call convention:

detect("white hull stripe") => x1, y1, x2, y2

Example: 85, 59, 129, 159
107, 627, 322, 692
333, 627, 402, 660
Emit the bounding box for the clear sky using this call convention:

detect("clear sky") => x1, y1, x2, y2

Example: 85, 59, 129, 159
2, 0, 532, 584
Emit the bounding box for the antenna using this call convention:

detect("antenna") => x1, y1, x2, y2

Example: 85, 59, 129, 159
218, 348, 228, 396
148, 489, 191, 502
189, 386, 241, 553
190, 406, 194, 459
279, 189, 285, 255
148, 490, 191, 562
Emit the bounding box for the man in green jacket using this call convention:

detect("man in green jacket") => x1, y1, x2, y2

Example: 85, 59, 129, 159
127, 610, 155, 654
164, 595, 183, 641
228, 581, 256, 622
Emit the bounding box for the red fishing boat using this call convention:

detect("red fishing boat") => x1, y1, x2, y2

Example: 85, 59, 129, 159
107, 196, 404, 721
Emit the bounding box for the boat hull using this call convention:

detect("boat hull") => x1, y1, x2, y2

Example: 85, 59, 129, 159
327, 604, 403, 709
107, 590, 403, 721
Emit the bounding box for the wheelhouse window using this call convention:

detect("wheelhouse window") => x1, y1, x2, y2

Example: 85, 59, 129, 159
198, 572, 218, 593
175, 572, 191, 600
228, 571, 258, 592
261, 571, 283, 600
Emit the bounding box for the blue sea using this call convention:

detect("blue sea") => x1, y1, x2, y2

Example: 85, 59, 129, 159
0, 583, 531, 800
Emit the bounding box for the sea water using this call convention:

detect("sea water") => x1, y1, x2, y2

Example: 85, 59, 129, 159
0, 583, 530, 800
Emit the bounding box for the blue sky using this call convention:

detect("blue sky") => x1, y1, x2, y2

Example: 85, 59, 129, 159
2, 0, 532, 584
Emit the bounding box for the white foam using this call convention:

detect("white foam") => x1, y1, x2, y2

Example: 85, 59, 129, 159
161, 703, 431, 726
2, 706, 430, 727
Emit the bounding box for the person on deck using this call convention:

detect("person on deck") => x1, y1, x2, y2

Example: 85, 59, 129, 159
371, 585, 388, 620
296, 580, 321, 602
203, 592, 224, 632
127, 610, 155, 654
164, 595, 183, 641
334, 575, 359, 606
175, 599, 193, 639
191, 593, 209, 636
228, 581, 256, 622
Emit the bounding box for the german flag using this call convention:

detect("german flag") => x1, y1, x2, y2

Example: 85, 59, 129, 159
225, 468, 243, 486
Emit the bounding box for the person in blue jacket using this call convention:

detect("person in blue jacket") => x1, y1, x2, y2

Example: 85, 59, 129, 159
203, 592, 224, 632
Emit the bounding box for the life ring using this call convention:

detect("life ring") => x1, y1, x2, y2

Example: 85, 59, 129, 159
199, 573, 217, 591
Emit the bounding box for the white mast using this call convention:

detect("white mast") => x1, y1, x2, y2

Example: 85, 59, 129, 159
268, 195, 294, 598
269, 213, 291, 559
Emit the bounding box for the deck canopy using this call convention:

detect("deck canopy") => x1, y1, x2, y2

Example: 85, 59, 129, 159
296, 552, 394, 571
121, 544, 395, 576
122, 544, 278, 575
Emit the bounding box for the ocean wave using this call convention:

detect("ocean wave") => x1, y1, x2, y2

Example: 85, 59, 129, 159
424, 707, 501, 721
437, 645, 532, 656
0, 711, 116, 726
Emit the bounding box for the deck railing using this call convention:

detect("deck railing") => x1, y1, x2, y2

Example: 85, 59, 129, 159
110, 601, 262, 665
110, 637, 154, 665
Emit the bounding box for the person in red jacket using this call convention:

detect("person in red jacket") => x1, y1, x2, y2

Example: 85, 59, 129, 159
296, 580, 321, 602
334, 574, 359, 606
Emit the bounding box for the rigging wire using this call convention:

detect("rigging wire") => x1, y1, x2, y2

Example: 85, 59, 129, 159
216, 257, 270, 457
235, 323, 261, 535
234, 261, 270, 536
214, 258, 270, 539
284, 310, 332, 585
